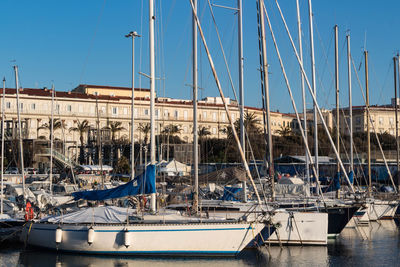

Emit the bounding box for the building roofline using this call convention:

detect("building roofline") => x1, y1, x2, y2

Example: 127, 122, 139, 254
75, 84, 150, 92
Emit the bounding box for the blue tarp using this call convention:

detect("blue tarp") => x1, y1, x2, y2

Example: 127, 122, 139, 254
220, 187, 242, 201
72, 165, 156, 201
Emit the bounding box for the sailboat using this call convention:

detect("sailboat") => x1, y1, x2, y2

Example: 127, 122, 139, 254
20, 0, 270, 256
168, 0, 329, 246
260, 0, 360, 240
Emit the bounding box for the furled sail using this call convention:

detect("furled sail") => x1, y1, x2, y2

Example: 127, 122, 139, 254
72, 165, 156, 201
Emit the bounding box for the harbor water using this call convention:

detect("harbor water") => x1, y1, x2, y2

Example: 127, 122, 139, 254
1, 220, 399, 267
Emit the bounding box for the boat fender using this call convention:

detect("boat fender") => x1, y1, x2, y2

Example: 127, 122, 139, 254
55, 227, 63, 245
124, 228, 131, 248
88, 227, 95, 245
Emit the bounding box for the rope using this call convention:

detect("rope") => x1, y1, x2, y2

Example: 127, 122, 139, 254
0, 222, 27, 243
24, 221, 33, 248
291, 212, 303, 246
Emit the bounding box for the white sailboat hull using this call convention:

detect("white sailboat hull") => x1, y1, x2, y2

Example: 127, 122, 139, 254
367, 201, 398, 221
21, 221, 265, 256
347, 200, 398, 227
267, 211, 328, 245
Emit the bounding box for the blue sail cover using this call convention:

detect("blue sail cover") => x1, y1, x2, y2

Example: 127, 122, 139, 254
348, 170, 354, 184
220, 187, 242, 201
334, 172, 341, 190
72, 165, 156, 201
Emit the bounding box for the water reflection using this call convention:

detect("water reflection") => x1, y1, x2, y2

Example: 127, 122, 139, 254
18, 249, 263, 267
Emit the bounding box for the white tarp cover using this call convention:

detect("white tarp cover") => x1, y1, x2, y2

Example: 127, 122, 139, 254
278, 177, 304, 185
158, 159, 191, 176
80, 165, 113, 171
274, 184, 310, 197
42, 206, 134, 224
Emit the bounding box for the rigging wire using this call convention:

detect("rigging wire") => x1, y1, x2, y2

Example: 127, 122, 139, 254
79, 0, 107, 84
350, 54, 397, 191
372, 59, 392, 106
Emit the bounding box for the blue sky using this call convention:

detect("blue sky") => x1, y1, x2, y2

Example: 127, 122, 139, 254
1, 0, 399, 113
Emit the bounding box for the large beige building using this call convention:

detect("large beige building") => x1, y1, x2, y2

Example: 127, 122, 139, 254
335, 102, 399, 136
1, 85, 296, 152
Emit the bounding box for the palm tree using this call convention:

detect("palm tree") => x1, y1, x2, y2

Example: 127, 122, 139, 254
162, 124, 181, 161
103, 121, 126, 166
226, 111, 261, 139
277, 125, 292, 137
198, 126, 211, 162
138, 123, 151, 145
104, 121, 126, 142
69, 119, 90, 164
38, 118, 65, 140
198, 126, 211, 139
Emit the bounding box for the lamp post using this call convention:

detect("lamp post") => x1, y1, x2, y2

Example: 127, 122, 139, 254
125, 31, 140, 180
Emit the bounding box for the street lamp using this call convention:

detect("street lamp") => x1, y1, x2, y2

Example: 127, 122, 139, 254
125, 31, 140, 181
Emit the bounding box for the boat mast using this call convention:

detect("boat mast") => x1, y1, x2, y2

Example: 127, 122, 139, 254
189, 0, 261, 203
259, 0, 274, 201
49, 84, 54, 195
334, 25, 340, 197
296, 0, 309, 184
394, 56, 399, 190
308, 0, 318, 180
1, 78, 5, 215
95, 93, 104, 189
149, 0, 156, 212
126, 31, 140, 181
397, 54, 400, 192
192, 0, 199, 213
347, 34, 354, 177
365, 51, 371, 197
13, 66, 26, 200
237, 0, 247, 203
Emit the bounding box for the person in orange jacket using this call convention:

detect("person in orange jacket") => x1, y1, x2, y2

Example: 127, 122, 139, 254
24, 201, 34, 221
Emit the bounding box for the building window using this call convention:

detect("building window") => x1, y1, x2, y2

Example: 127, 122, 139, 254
144, 109, 149, 116
78, 105, 83, 113
212, 112, 217, 122
203, 111, 207, 121
90, 106, 95, 114
134, 108, 138, 118
174, 110, 179, 119
390, 117, 394, 125
379, 117, 383, 125
184, 126, 188, 133
184, 110, 188, 120
20, 103, 23, 110
6, 102, 11, 109
31, 103, 36, 110
212, 127, 217, 134
283, 121, 285, 127
67, 105, 72, 112
356, 117, 361, 125
155, 109, 159, 118
221, 113, 226, 122
231, 114, 235, 121
112, 107, 118, 115
163, 109, 168, 118
123, 107, 128, 115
